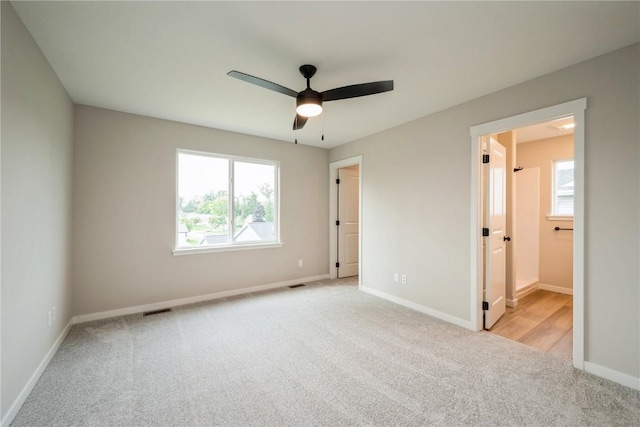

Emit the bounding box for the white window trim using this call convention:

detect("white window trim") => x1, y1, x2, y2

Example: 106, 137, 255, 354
175, 149, 281, 254
547, 215, 573, 221
173, 242, 284, 256
551, 157, 574, 218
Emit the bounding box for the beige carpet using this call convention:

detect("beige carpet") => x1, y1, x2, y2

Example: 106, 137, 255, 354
11, 278, 640, 426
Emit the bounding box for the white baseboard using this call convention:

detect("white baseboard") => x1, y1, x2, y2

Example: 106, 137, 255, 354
73, 274, 330, 324
1, 319, 73, 427
538, 282, 573, 295
516, 282, 539, 299
506, 298, 518, 308
584, 361, 640, 390
360, 286, 474, 330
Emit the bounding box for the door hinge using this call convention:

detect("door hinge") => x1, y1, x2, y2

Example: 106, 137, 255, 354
482, 228, 489, 237
336, 178, 341, 184
336, 220, 340, 226
482, 301, 489, 310
482, 154, 490, 163
335, 262, 340, 268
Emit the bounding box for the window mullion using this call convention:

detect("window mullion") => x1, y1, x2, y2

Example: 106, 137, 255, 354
273, 166, 278, 241
228, 160, 234, 244
552, 161, 557, 215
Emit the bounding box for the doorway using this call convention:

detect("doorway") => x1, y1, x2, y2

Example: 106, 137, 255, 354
485, 119, 575, 359
329, 156, 363, 284
336, 165, 359, 278
470, 98, 586, 370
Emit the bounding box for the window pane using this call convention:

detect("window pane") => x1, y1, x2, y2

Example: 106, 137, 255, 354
554, 160, 574, 216
233, 161, 276, 242
178, 153, 229, 247
556, 195, 574, 215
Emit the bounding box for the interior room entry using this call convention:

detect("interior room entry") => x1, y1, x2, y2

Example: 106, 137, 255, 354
483, 118, 576, 358
336, 165, 359, 278
471, 98, 586, 368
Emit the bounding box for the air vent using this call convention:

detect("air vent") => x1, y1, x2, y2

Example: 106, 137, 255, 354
143, 308, 172, 316
288, 284, 305, 289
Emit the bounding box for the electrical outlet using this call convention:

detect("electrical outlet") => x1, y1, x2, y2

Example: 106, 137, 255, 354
48, 310, 53, 327
401, 274, 407, 285
298, 259, 303, 267
394, 273, 399, 282
52, 306, 56, 321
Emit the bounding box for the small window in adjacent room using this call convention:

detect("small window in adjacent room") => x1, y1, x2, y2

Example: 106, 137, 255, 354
175, 150, 279, 253
552, 159, 574, 217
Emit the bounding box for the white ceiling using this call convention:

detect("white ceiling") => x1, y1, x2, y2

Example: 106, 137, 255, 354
11, 1, 640, 149
515, 118, 574, 144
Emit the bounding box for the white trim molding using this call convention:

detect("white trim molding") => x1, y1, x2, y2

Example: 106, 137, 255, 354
546, 215, 573, 221
2, 320, 74, 427
73, 274, 330, 324
173, 242, 284, 256
584, 362, 640, 391
361, 285, 474, 331
538, 283, 573, 295
515, 282, 540, 300
469, 98, 587, 372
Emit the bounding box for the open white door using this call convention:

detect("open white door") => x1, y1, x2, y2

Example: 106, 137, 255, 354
484, 137, 507, 329
337, 167, 359, 278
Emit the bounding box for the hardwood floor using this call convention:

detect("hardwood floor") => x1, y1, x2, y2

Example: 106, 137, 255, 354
489, 289, 573, 359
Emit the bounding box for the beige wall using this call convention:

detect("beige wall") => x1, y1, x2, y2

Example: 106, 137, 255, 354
1, 2, 74, 420
517, 135, 574, 290
72, 106, 329, 316
329, 44, 639, 378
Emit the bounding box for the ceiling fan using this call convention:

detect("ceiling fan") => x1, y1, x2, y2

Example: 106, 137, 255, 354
227, 65, 394, 131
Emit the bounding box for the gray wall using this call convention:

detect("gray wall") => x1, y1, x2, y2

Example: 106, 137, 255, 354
329, 44, 640, 378
72, 106, 329, 316
1, 1, 74, 419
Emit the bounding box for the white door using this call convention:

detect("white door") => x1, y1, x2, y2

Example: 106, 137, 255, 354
484, 137, 507, 329
337, 167, 359, 278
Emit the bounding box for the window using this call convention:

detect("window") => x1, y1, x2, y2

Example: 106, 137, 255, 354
552, 159, 574, 216
176, 150, 279, 251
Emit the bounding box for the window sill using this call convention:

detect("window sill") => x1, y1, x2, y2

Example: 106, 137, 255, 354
546, 215, 573, 221
173, 242, 284, 256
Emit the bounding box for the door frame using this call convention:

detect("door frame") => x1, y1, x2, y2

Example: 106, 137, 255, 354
329, 155, 363, 286
469, 98, 586, 370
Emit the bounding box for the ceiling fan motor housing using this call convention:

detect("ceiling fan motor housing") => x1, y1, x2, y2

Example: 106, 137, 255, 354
296, 88, 323, 109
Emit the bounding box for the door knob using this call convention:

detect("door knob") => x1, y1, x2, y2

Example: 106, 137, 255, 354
503, 236, 511, 242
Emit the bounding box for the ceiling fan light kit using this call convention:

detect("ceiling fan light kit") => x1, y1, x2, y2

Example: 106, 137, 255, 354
296, 89, 323, 117
227, 64, 394, 136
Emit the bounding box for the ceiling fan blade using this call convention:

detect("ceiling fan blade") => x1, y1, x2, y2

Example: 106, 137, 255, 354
293, 114, 308, 130
227, 70, 298, 98
321, 80, 394, 102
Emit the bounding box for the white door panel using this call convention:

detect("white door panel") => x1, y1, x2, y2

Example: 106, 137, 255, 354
484, 137, 507, 329
338, 167, 359, 278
